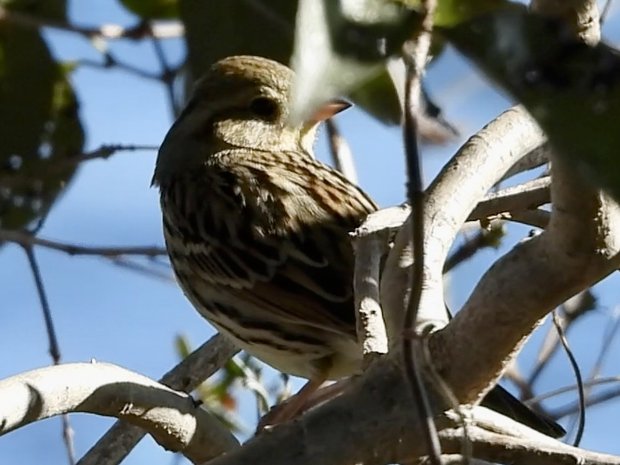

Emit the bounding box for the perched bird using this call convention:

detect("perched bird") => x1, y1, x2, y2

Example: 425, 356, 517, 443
153, 55, 564, 437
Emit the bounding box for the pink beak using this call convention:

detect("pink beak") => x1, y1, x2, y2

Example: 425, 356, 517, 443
306, 99, 351, 123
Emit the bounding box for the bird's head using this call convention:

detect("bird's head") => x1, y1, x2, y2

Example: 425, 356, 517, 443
153, 55, 349, 186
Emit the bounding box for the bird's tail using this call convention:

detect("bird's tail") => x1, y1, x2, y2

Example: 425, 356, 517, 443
481, 384, 565, 438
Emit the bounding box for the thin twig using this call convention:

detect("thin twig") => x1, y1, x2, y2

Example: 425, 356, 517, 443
31, 205, 54, 236
401, 0, 440, 462
552, 311, 585, 447
402, 57, 439, 465
0, 7, 184, 40
552, 386, 620, 419
239, 0, 293, 36
23, 246, 60, 363
61, 416, 77, 465
77, 55, 162, 81
0, 146, 159, 192
505, 209, 550, 229
528, 376, 620, 404
109, 257, 174, 282
149, 22, 181, 116
600, 0, 613, 25
78, 144, 159, 163
588, 308, 620, 382
444, 223, 504, 273
528, 292, 596, 389
22, 245, 77, 465
1, 229, 166, 257
467, 177, 551, 222
325, 119, 358, 183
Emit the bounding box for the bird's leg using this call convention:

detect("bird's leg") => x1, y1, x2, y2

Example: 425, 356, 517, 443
257, 377, 326, 432
256, 377, 353, 432
296, 377, 352, 409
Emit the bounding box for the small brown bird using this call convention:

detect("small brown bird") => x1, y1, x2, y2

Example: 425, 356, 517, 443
153, 55, 564, 436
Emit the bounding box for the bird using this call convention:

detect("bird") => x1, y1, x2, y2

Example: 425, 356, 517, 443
152, 55, 565, 437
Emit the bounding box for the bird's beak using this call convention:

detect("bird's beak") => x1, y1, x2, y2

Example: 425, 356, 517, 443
305, 99, 351, 124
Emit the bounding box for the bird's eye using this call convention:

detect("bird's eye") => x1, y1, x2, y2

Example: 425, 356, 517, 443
249, 97, 278, 120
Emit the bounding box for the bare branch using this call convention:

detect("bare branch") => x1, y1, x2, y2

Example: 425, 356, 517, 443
444, 223, 504, 273
351, 208, 407, 364
79, 334, 239, 465
201, 354, 620, 465
439, 422, 620, 465
0, 362, 240, 465
506, 209, 550, 229
325, 119, 358, 184
551, 311, 585, 445
382, 98, 620, 406
0, 229, 166, 258
0, 7, 184, 40
78, 144, 159, 163
552, 386, 620, 419
500, 143, 549, 181
22, 245, 76, 465
431, 186, 620, 406
468, 177, 550, 222
382, 106, 547, 334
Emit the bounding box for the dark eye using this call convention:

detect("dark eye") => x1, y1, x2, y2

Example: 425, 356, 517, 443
249, 97, 279, 120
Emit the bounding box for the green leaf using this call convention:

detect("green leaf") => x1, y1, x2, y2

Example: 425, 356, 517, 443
349, 69, 401, 124
0, 0, 66, 20
177, 0, 403, 124
0, 21, 84, 230
434, 0, 515, 27
443, 9, 620, 201
179, 0, 297, 78
174, 334, 192, 358
290, 0, 419, 123
119, 0, 179, 20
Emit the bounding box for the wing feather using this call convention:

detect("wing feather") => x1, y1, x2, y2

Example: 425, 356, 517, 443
161, 148, 378, 333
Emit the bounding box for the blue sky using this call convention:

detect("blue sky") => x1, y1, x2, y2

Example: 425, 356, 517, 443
1, 1, 620, 464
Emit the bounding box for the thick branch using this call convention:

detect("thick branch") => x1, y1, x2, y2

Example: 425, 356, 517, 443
382, 106, 547, 334
439, 425, 620, 465
428, 0, 620, 405
430, 216, 620, 400
204, 354, 620, 465
200, 101, 620, 465
79, 334, 239, 465
0, 362, 239, 464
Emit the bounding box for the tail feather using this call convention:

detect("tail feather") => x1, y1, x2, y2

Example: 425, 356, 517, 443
482, 384, 565, 438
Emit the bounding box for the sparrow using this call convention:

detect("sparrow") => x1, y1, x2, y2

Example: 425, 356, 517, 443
153, 55, 564, 437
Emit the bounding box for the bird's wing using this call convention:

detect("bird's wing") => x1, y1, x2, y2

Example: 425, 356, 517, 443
161, 148, 377, 334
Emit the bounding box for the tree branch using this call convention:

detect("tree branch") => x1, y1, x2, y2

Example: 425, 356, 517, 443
0, 229, 166, 257
0, 7, 184, 40
202, 355, 620, 465
79, 334, 239, 465
439, 422, 620, 465
468, 177, 550, 222
352, 207, 410, 364
382, 106, 547, 334
0, 362, 239, 464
